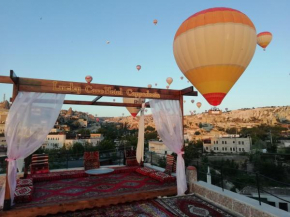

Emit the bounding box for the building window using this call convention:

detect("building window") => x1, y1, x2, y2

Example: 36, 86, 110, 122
238, 141, 241, 145
225, 141, 227, 144
239, 148, 241, 151
225, 147, 227, 151
242, 141, 244, 145
279, 202, 288, 211
206, 147, 208, 150
216, 141, 218, 144
222, 141, 224, 144
217, 147, 218, 150
230, 148, 232, 151
222, 147, 224, 151
242, 148, 245, 151
233, 148, 235, 151
165, 151, 167, 155
233, 141, 235, 144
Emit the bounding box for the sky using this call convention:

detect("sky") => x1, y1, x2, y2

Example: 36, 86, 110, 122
0, 0, 289, 117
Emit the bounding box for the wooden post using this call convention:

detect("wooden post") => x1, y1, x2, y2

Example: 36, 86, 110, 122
3, 161, 11, 210
10, 70, 19, 102
179, 93, 184, 150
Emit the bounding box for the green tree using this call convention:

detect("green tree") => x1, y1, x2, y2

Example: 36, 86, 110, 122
198, 122, 203, 128
72, 142, 84, 154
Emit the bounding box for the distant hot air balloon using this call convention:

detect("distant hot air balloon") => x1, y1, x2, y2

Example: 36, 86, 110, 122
196, 102, 202, 108
113, 99, 116, 102
148, 84, 152, 88
85, 75, 93, 84
136, 65, 141, 71
153, 19, 158, 25
123, 97, 144, 117
180, 76, 184, 80
257, 32, 272, 51
191, 100, 194, 103
173, 7, 257, 106
155, 83, 157, 86
166, 85, 169, 89
106, 41, 110, 44
96, 118, 100, 122
166, 77, 173, 85
193, 110, 196, 113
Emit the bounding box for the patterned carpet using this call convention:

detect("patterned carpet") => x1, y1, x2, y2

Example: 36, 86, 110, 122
46, 200, 175, 217
14, 172, 175, 209
156, 195, 235, 217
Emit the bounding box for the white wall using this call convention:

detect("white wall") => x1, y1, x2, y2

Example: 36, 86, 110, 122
203, 137, 251, 153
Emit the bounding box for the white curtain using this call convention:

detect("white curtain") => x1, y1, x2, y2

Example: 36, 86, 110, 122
136, 103, 145, 163
0, 92, 65, 207
150, 100, 187, 195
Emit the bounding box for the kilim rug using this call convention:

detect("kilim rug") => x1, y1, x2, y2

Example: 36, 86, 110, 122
156, 195, 236, 217
14, 172, 175, 209
45, 200, 175, 217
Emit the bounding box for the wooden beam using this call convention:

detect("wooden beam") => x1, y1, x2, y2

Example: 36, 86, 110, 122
181, 86, 198, 96
10, 70, 18, 84
64, 100, 150, 108
92, 96, 102, 104
0, 76, 13, 84
17, 77, 180, 100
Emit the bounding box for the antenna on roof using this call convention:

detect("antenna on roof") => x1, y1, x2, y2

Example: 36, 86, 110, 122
3, 94, 5, 102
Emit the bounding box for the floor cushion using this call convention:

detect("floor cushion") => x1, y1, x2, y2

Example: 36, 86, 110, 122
126, 158, 139, 166
31, 172, 61, 182
14, 186, 34, 203
16, 178, 33, 187
149, 171, 176, 183
136, 167, 155, 176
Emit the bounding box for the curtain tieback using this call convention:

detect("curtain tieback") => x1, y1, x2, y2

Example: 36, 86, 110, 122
5, 158, 15, 162
177, 151, 184, 155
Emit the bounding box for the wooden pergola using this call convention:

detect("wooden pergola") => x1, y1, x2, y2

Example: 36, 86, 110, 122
0, 70, 198, 211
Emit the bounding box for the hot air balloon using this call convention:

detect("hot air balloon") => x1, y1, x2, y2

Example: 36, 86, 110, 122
257, 32, 272, 51
85, 75, 93, 84
196, 102, 202, 108
123, 97, 144, 117
166, 77, 173, 85
191, 100, 194, 103
173, 7, 257, 106
106, 41, 110, 44
148, 84, 152, 88
155, 83, 157, 86
136, 65, 141, 71
113, 99, 116, 102
166, 85, 169, 89
96, 118, 100, 122
153, 19, 158, 25
180, 76, 184, 80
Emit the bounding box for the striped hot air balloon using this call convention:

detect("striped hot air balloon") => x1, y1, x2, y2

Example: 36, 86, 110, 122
123, 97, 144, 118
257, 32, 272, 51
173, 8, 257, 106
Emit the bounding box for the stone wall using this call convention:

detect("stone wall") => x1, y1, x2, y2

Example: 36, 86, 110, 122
186, 166, 288, 217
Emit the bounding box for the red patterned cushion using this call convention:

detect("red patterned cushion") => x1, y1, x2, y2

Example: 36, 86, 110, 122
84, 151, 99, 161
14, 186, 34, 203
164, 155, 174, 175
149, 171, 176, 183
126, 158, 139, 167
60, 170, 88, 179
16, 178, 33, 187
84, 161, 100, 170
135, 167, 155, 176
31, 172, 61, 182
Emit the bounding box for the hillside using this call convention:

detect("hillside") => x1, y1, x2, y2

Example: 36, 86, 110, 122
104, 106, 290, 132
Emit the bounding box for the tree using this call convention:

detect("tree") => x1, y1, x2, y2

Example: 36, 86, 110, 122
198, 122, 203, 128
194, 131, 201, 135
97, 140, 115, 151
145, 126, 155, 131
72, 142, 84, 154
226, 127, 237, 134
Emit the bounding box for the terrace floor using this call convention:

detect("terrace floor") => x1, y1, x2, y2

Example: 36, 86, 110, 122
0, 166, 237, 217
